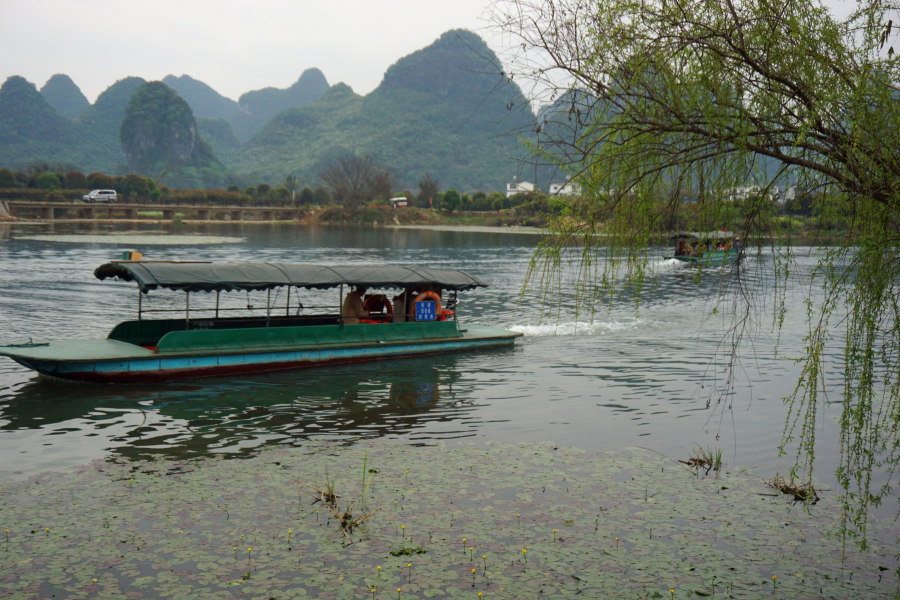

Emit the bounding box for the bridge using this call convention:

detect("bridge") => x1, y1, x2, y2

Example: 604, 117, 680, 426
3, 201, 309, 222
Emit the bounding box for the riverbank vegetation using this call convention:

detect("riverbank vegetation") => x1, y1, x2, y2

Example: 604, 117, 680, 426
490, 0, 900, 566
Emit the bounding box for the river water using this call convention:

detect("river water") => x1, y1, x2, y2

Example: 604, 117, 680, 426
0, 222, 852, 494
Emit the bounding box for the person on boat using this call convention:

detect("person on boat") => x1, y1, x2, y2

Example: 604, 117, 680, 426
342, 285, 368, 325
734, 237, 742, 253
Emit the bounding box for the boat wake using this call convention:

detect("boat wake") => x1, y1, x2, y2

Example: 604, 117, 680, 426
509, 319, 648, 337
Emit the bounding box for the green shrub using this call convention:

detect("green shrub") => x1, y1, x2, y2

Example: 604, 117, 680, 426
0, 168, 15, 188
442, 188, 461, 212
36, 173, 62, 191
244, 186, 256, 197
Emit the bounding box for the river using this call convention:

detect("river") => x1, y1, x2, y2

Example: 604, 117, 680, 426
0, 221, 852, 493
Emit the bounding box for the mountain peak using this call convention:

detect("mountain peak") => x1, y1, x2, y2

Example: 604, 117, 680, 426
163, 74, 237, 121
0, 76, 77, 144
120, 81, 219, 175
40, 74, 90, 120
232, 68, 330, 141
290, 68, 328, 92
378, 29, 504, 99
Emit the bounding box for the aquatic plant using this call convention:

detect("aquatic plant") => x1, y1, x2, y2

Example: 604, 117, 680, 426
679, 446, 723, 476
0, 440, 895, 599
767, 473, 819, 504
389, 546, 426, 557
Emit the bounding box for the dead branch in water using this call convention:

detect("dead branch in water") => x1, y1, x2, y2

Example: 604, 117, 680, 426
767, 473, 819, 504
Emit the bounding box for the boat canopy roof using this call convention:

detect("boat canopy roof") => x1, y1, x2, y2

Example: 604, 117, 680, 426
669, 231, 735, 241
94, 262, 488, 293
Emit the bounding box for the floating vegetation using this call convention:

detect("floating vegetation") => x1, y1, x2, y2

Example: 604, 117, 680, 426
299, 470, 342, 507
389, 546, 428, 557
13, 234, 244, 245
766, 473, 820, 504
678, 445, 723, 475
0, 440, 896, 599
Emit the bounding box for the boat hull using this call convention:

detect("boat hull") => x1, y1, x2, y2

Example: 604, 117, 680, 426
668, 250, 739, 267
7, 335, 516, 384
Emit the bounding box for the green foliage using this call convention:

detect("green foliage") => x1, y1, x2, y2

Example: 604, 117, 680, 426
226, 185, 240, 192
196, 118, 241, 164
120, 173, 152, 197
442, 188, 461, 211
270, 186, 290, 201
491, 197, 503, 211
312, 186, 330, 206
35, 172, 61, 191
493, 0, 900, 555
256, 183, 270, 194
40, 74, 89, 120
232, 31, 533, 190
244, 186, 256, 197
298, 187, 314, 205
0, 168, 15, 187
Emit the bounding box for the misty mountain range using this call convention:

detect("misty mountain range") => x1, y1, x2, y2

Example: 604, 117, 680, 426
0, 30, 539, 191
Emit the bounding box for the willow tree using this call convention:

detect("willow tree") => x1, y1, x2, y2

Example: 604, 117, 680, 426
490, 0, 900, 551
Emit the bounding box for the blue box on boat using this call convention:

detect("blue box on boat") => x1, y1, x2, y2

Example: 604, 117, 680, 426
416, 301, 436, 321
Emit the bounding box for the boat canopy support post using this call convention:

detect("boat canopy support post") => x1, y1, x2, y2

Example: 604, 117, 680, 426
138, 289, 142, 321
286, 286, 290, 316
266, 289, 271, 327
339, 284, 343, 328
215, 291, 220, 319
185, 292, 190, 330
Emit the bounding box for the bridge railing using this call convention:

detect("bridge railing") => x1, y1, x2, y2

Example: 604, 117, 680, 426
0, 189, 317, 209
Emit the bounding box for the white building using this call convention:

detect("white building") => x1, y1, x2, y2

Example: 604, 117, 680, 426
549, 181, 581, 196
506, 181, 534, 197
389, 197, 408, 208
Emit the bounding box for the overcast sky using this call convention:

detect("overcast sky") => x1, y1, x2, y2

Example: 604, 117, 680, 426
0, 0, 494, 102
1, 0, 857, 104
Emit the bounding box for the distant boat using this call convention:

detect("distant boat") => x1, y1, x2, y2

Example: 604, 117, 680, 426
0, 262, 522, 383
667, 231, 740, 267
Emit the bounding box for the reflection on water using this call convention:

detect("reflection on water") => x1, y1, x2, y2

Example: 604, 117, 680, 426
0, 351, 501, 465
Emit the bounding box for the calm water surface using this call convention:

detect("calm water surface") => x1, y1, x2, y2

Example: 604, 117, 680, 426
0, 222, 847, 491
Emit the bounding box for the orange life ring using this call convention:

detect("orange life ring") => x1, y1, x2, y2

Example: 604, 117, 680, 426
413, 291, 442, 320
363, 294, 393, 315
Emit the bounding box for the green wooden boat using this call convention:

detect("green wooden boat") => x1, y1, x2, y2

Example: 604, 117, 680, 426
667, 231, 741, 267
0, 262, 522, 383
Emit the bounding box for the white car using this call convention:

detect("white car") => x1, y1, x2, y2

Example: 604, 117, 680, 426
82, 189, 117, 203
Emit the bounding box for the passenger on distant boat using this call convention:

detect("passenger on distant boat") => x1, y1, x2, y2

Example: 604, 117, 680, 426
342, 285, 368, 325
675, 240, 696, 256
